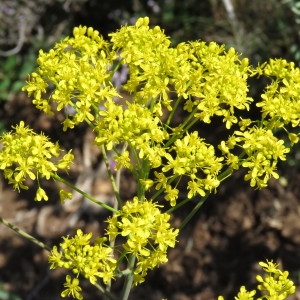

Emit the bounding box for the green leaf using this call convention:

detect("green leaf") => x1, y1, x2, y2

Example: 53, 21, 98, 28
3, 55, 17, 72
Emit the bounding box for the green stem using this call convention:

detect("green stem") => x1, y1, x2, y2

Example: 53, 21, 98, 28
93, 282, 117, 300
166, 95, 183, 126
120, 254, 136, 300
136, 158, 151, 199
175, 166, 234, 230
128, 141, 143, 172
106, 145, 126, 296
166, 196, 191, 214
0, 216, 51, 252
179, 193, 210, 230
52, 173, 119, 214
101, 145, 123, 208
218, 166, 234, 182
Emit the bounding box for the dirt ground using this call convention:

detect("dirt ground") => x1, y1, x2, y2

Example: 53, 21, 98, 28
1, 95, 300, 300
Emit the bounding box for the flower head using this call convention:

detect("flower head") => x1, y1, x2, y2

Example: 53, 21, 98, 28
49, 228, 117, 297
256, 59, 300, 128
22, 26, 120, 130
61, 275, 83, 300
106, 197, 178, 285
0, 121, 73, 200
256, 260, 295, 299
235, 127, 289, 188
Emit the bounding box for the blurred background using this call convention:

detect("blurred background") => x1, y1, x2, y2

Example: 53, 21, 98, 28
0, 0, 300, 299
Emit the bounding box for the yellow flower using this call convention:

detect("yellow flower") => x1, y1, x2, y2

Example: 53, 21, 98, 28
256, 58, 300, 128
106, 197, 178, 285
224, 127, 290, 188
0, 122, 74, 200
162, 131, 222, 203
49, 229, 117, 291
234, 286, 256, 300
35, 187, 48, 201
61, 275, 83, 300
256, 260, 295, 299
59, 189, 73, 203
22, 25, 120, 131
219, 261, 295, 300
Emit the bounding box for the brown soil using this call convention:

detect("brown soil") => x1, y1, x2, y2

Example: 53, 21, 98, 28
1, 95, 300, 300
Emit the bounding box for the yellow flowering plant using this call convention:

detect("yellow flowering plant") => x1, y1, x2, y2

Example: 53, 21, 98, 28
0, 16, 299, 299
218, 261, 295, 300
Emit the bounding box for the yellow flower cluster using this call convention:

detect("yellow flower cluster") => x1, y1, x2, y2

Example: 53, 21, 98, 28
161, 131, 223, 203
94, 104, 222, 206
61, 275, 83, 300
22, 25, 119, 131
110, 17, 253, 126
219, 126, 290, 188
20, 16, 300, 198
0, 121, 73, 200
5, 16, 299, 300
257, 261, 295, 299
181, 42, 253, 128
256, 59, 300, 128
218, 261, 295, 300
49, 198, 178, 295
106, 197, 179, 285
94, 99, 169, 167
49, 229, 116, 299
109, 16, 173, 110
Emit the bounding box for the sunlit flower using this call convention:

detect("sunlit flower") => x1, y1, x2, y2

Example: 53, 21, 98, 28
0, 121, 73, 200
106, 197, 178, 285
